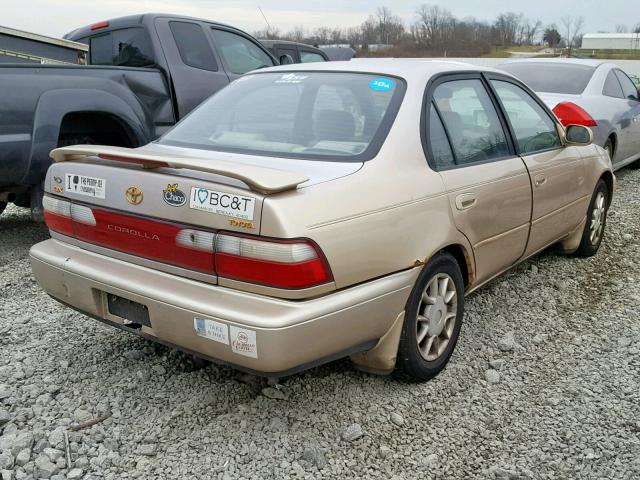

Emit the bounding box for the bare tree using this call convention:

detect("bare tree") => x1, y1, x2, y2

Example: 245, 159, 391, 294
287, 25, 305, 42
494, 12, 524, 46
414, 4, 455, 49
560, 16, 584, 54
312, 26, 331, 45
373, 6, 405, 45
615, 24, 628, 33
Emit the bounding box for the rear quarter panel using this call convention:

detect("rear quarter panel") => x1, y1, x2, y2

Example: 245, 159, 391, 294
260, 146, 472, 290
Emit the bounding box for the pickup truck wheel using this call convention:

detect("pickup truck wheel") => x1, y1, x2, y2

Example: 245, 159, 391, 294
0, 202, 6, 217
575, 179, 608, 257
397, 252, 464, 381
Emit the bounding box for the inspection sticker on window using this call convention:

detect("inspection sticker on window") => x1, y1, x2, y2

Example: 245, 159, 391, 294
194, 318, 229, 345
189, 187, 255, 220
230, 326, 258, 358
369, 77, 395, 92
275, 73, 308, 84
65, 173, 106, 199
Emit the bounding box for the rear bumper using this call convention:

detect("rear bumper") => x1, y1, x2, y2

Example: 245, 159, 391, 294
30, 239, 416, 376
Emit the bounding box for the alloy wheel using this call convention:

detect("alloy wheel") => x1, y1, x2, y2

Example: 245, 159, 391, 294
589, 191, 606, 245
416, 273, 458, 361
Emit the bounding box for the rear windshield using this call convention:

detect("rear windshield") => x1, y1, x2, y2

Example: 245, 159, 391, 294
158, 72, 405, 161
498, 63, 596, 95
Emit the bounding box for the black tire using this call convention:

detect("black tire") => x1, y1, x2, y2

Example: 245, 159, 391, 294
0, 202, 6, 217
575, 179, 609, 257
397, 252, 465, 381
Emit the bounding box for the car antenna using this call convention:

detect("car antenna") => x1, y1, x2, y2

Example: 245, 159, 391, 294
258, 6, 272, 36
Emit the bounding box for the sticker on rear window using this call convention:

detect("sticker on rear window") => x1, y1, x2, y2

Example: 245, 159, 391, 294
194, 318, 229, 345
189, 187, 255, 220
369, 77, 394, 92
275, 73, 308, 84
230, 326, 258, 358
65, 174, 106, 199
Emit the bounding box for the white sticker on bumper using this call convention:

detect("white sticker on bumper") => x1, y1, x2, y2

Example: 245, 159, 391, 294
65, 173, 106, 199
230, 326, 258, 358
194, 318, 229, 345
189, 187, 255, 220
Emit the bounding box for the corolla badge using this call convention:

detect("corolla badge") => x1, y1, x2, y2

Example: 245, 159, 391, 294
162, 183, 187, 207
125, 186, 144, 205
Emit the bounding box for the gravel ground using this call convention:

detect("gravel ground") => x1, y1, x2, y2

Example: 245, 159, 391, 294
1, 169, 640, 480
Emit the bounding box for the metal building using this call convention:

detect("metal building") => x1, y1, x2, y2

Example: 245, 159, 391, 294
0, 25, 88, 64
582, 33, 640, 51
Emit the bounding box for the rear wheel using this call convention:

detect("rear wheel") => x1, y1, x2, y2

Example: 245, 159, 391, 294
397, 252, 464, 381
575, 179, 609, 257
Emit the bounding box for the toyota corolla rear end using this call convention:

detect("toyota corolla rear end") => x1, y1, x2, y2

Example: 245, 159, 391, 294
30, 68, 417, 376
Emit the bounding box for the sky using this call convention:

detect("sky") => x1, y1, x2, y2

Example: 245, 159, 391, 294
3, 0, 638, 39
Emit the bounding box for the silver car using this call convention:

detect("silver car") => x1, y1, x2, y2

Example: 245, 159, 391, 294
498, 59, 640, 170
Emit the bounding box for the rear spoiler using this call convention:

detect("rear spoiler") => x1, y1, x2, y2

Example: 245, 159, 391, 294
50, 145, 309, 194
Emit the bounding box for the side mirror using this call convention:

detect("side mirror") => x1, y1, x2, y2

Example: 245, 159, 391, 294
279, 54, 294, 65
565, 124, 593, 146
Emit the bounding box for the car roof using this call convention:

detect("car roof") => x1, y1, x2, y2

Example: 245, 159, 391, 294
65, 13, 239, 40
498, 57, 611, 68
260, 39, 320, 49
255, 58, 507, 81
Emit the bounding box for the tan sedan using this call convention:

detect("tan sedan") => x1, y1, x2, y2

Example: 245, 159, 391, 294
30, 60, 613, 380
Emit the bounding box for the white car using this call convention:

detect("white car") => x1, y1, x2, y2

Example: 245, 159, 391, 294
499, 58, 640, 170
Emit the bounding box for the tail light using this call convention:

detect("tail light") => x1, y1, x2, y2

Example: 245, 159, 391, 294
552, 102, 597, 127
43, 195, 332, 289
216, 234, 331, 288
43, 196, 94, 235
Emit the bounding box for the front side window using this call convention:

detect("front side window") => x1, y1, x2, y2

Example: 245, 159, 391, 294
159, 72, 405, 161
603, 70, 624, 98
211, 29, 274, 74
614, 69, 639, 101
491, 80, 561, 154
433, 79, 509, 165
301, 51, 325, 63
169, 21, 217, 71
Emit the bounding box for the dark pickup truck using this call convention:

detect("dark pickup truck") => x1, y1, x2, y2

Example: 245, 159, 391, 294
0, 13, 277, 218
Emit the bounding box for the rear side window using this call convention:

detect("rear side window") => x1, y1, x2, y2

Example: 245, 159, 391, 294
90, 34, 111, 65
89, 28, 154, 67
211, 29, 274, 74
169, 21, 217, 71
112, 28, 154, 67
603, 70, 624, 98
498, 63, 596, 95
301, 51, 325, 63
614, 69, 639, 101
491, 80, 561, 154
433, 79, 509, 165
428, 104, 455, 169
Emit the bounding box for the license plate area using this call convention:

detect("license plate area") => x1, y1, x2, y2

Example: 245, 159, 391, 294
107, 293, 151, 327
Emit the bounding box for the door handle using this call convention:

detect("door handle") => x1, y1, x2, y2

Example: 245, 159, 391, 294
455, 193, 477, 210
534, 175, 547, 186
